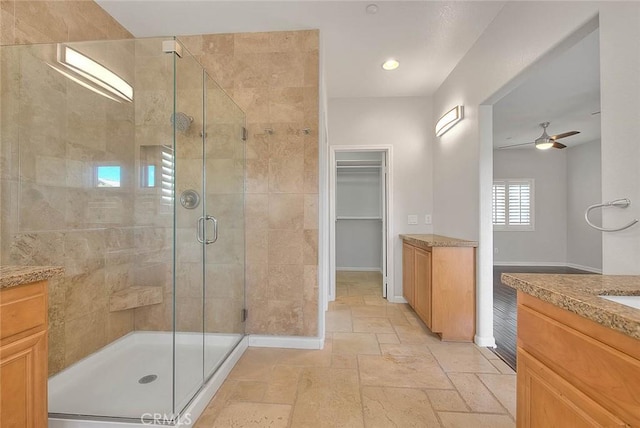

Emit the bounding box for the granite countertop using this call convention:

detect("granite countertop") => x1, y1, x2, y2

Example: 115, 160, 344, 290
502, 273, 640, 341
0, 266, 64, 289
400, 234, 478, 248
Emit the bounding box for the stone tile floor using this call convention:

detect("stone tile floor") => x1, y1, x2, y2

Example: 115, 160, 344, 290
195, 271, 516, 427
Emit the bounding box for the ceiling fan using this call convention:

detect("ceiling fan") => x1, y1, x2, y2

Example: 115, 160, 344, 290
499, 122, 580, 150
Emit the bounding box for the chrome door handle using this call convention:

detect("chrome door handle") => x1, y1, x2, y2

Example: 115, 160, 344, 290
197, 216, 205, 243
205, 215, 218, 244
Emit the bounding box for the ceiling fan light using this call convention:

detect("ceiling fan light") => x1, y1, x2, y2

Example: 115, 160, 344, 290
535, 139, 553, 150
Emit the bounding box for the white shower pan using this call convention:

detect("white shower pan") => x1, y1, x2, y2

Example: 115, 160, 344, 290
48, 331, 246, 427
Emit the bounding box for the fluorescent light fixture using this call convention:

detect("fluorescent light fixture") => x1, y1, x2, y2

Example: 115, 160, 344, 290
56, 45, 133, 102
435, 105, 464, 137
382, 59, 399, 71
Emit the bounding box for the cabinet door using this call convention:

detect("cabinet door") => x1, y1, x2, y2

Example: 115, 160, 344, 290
0, 331, 48, 428
402, 243, 415, 307
414, 247, 432, 329
517, 348, 627, 428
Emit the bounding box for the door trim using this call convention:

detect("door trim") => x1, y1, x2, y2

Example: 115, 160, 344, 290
329, 145, 394, 303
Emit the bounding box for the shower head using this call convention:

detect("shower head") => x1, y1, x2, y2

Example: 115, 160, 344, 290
171, 112, 193, 132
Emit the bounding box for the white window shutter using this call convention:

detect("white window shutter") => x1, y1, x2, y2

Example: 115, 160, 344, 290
492, 182, 506, 226
493, 179, 534, 230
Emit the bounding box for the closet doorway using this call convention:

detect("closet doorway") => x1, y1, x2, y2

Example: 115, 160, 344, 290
329, 147, 393, 304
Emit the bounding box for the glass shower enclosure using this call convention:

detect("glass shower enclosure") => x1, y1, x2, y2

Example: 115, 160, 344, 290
0, 36, 246, 424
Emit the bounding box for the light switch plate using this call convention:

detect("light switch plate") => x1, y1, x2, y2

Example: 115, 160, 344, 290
408, 214, 418, 225
425, 214, 432, 225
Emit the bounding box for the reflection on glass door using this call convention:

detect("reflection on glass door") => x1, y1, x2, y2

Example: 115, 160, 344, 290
171, 41, 246, 417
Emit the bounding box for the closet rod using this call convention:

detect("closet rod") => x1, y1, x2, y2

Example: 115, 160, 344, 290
336, 216, 382, 220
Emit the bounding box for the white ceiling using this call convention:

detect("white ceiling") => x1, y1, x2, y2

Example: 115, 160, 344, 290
96, 1, 505, 98
493, 29, 601, 150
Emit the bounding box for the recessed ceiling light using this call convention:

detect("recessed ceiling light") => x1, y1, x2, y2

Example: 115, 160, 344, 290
366, 4, 378, 14
382, 59, 399, 71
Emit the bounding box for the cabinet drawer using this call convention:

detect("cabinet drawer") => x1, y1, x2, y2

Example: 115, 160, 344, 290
0, 282, 47, 342
518, 303, 640, 426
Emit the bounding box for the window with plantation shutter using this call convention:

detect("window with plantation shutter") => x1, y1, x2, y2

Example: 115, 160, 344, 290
493, 179, 534, 231
493, 183, 506, 226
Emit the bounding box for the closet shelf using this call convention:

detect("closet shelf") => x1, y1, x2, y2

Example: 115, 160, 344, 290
336, 160, 382, 167
336, 166, 381, 173
336, 160, 382, 173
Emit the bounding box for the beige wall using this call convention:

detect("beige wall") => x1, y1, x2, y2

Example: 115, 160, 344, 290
0, 1, 134, 375
181, 31, 320, 337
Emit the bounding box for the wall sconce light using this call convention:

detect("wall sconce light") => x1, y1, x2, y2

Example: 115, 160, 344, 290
49, 44, 133, 103
435, 105, 464, 137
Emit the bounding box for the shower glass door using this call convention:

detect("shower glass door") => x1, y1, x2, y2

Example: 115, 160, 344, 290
172, 40, 206, 414
172, 40, 246, 417
202, 73, 246, 378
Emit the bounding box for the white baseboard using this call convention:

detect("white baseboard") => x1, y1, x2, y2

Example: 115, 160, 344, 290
494, 261, 566, 267
566, 263, 602, 274
474, 334, 496, 347
494, 261, 602, 273
336, 267, 383, 272
248, 335, 325, 350
387, 296, 407, 304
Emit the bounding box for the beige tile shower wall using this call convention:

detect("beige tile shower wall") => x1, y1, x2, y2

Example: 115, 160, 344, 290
0, 0, 134, 376
202, 83, 247, 336
129, 40, 250, 336
129, 38, 175, 333
0, 0, 131, 46
180, 30, 320, 337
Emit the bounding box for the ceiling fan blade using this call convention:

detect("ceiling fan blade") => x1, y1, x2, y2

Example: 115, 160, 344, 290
497, 141, 534, 149
551, 141, 567, 149
551, 131, 580, 140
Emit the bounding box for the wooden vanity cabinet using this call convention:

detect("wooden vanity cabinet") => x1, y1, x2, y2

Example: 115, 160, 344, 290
0, 280, 48, 428
516, 292, 640, 427
402, 242, 475, 341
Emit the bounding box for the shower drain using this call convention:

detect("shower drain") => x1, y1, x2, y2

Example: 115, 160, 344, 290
138, 374, 158, 384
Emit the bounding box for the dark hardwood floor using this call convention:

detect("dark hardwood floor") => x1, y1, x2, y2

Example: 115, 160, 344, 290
492, 265, 594, 370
